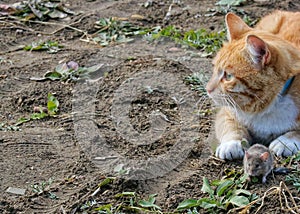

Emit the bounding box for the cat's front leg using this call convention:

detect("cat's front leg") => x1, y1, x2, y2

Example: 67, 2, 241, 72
215, 107, 250, 160
269, 131, 300, 157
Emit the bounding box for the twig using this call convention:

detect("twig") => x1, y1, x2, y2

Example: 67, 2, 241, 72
0, 14, 97, 54
0, 20, 35, 32
6, 15, 89, 36
29, 19, 86, 33
48, 13, 94, 35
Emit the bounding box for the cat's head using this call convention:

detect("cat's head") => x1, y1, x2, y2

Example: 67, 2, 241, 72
206, 13, 297, 113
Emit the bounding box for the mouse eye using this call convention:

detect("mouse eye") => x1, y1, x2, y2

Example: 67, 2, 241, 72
255, 164, 260, 168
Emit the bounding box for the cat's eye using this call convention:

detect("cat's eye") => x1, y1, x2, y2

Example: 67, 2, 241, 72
223, 71, 234, 81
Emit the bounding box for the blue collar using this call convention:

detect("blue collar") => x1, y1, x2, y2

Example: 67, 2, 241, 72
280, 76, 295, 96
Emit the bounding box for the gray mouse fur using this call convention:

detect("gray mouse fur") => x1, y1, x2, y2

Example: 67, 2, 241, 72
243, 144, 274, 183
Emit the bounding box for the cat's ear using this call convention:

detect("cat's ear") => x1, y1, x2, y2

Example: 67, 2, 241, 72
260, 152, 269, 161
246, 35, 271, 69
225, 13, 251, 41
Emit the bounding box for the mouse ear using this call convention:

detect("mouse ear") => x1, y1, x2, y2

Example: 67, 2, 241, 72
260, 152, 269, 161
245, 151, 250, 159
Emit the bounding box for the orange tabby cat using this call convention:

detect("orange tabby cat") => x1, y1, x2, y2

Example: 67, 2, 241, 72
206, 11, 300, 160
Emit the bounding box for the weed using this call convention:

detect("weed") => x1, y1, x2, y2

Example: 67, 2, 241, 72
286, 173, 300, 191
0, 123, 20, 131
24, 40, 63, 53
114, 192, 162, 213
79, 180, 162, 213
47, 93, 59, 115
177, 170, 258, 212
91, 18, 225, 55
16, 93, 59, 126
31, 178, 58, 199
31, 178, 53, 194
284, 152, 300, 191
31, 61, 103, 82
205, 6, 257, 28
0, 57, 13, 65
80, 199, 97, 211
216, 0, 247, 6
0, 0, 75, 20
138, 194, 161, 211
150, 26, 181, 40
93, 17, 150, 46
149, 26, 226, 55
183, 29, 225, 54
243, 15, 259, 27
184, 72, 209, 96
114, 164, 130, 176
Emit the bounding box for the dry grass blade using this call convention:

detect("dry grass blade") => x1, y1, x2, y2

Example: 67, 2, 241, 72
254, 186, 280, 214
280, 182, 300, 213
232, 181, 299, 214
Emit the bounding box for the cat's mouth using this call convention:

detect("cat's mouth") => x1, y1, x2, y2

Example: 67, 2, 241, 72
209, 90, 263, 113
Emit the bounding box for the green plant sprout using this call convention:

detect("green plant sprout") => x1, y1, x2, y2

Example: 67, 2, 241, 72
24, 40, 63, 53
16, 93, 59, 126
177, 171, 258, 213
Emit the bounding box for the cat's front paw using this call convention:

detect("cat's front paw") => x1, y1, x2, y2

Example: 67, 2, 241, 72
215, 140, 244, 160
269, 135, 300, 157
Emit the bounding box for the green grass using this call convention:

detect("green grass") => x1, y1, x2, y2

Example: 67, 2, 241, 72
149, 26, 226, 56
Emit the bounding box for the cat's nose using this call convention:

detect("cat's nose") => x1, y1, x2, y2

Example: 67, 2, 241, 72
206, 84, 214, 94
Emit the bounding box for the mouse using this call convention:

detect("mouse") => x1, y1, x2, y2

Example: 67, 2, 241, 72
243, 144, 274, 184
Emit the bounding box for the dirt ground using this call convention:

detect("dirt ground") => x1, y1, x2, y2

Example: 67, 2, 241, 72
1, 0, 300, 213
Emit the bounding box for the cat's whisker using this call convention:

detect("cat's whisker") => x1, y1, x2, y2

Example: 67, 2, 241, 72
226, 94, 241, 113
220, 93, 242, 115
222, 95, 244, 134
196, 94, 210, 110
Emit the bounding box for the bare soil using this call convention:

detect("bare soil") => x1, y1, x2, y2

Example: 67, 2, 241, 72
1, 0, 300, 213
